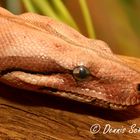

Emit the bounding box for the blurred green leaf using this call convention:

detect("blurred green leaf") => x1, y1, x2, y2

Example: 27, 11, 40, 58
79, 0, 95, 38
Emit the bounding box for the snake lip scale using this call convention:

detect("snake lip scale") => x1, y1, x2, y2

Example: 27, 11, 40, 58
39, 87, 137, 110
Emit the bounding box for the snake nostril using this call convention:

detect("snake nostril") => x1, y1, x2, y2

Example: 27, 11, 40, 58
137, 84, 140, 93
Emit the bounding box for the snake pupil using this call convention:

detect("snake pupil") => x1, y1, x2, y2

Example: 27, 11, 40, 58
137, 84, 140, 93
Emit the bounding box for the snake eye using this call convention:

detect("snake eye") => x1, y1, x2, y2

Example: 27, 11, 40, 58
73, 66, 90, 80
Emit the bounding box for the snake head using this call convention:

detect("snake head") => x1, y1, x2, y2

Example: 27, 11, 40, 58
0, 9, 140, 110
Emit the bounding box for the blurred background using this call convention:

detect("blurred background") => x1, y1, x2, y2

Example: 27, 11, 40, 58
0, 0, 140, 57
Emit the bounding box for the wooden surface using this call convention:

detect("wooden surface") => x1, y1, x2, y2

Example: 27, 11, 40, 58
0, 56, 140, 140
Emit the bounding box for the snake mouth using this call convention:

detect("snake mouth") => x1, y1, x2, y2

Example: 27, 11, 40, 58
1, 70, 139, 110
39, 87, 136, 110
